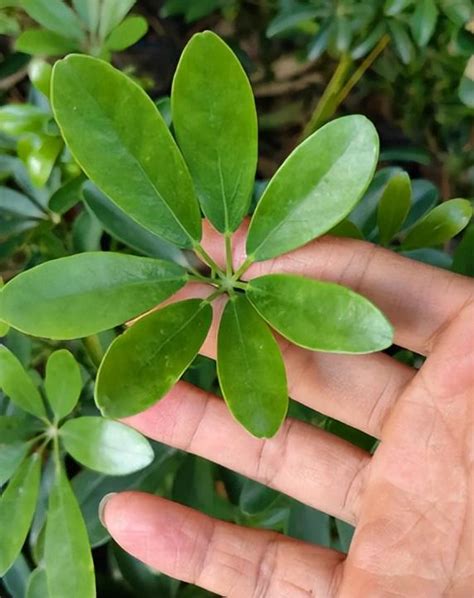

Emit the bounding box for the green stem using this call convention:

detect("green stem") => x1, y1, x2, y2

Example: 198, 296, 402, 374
53, 433, 61, 475
232, 255, 255, 281
194, 244, 224, 276
233, 281, 248, 290
83, 335, 104, 369
333, 34, 390, 110
188, 274, 219, 287
301, 53, 353, 140
202, 287, 227, 304
225, 232, 233, 277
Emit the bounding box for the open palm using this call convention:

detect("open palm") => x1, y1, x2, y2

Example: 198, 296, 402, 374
102, 224, 473, 597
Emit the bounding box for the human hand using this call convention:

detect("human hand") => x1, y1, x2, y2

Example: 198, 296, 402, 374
100, 222, 474, 597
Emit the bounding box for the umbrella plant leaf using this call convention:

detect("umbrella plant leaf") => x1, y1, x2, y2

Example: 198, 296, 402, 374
0, 454, 41, 576
377, 171, 411, 245
172, 31, 258, 233
402, 198, 472, 249
45, 350, 82, 421
95, 299, 212, 418
246, 115, 379, 261
45, 466, 95, 598
51, 55, 201, 248
0, 346, 46, 418
217, 295, 288, 438
247, 274, 393, 353
60, 416, 154, 475
0, 252, 188, 339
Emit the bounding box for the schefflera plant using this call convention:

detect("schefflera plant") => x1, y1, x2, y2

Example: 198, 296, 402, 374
0, 31, 393, 438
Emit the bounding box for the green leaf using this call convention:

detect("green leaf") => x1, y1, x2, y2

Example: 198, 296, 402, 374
246, 115, 379, 261
20, 0, 85, 41
1, 553, 31, 598
266, 7, 320, 37
98, 0, 135, 39
0, 443, 29, 486
15, 29, 79, 56
51, 55, 201, 248
439, 0, 471, 25
287, 500, 330, 545
72, 0, 100, 32
45, 466, 95, 598
351, 22, 385, 59
400, 248, 453, 269
0, 415, 39, 444
328, 219, 364, 239
247, 274, 393, 353
335, 518, 355, 552
217, 295, 287, 438
452, 224, 474, 276
45, 350, 82, 421
402, 198, 472, 249
28, 59, 53, 98
239, 479, 280, 515
72, 209, 102, 252
49, 174, 85, 215
0, 187, 45, 219
0, 346, 46, 418
0, 454, 41, 576
0, 252, 187, 339
0, 105, 50, 136
60, 417, 154, 475
388, 20, 415, 65
172, 31, 257, 233
18, 134, 63, 188
377, 171, 411, 245
26, 567, 49, 598
411, 0, 438, 47
402, 178, 439, 230
106, 15, 147, 51
96, 299, 212, 418
82, 183, 184, 263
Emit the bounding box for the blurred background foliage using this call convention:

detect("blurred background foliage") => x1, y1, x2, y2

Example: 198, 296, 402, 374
0, 0, 472, 597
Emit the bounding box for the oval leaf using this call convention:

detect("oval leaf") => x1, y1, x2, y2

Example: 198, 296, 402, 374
45, 466, 95, 598
106, 16, 148, 51
246, 115, 379, 261
172, 31, 258, 233
217, 295, 288, 438
45, 350, 82, 421
0, 454, 41, 576
0, 443, 29, 486
26, 567, 49, 598
402, 198, 472, 249
0, 346, 45, 418
51, 55, 201, 248
60, 416, 154, 475
21, 0, 84, 41
96, 299, 212, 418
377, 171, 411, 245
0, 252, 187, 339
247, 274, 393, 353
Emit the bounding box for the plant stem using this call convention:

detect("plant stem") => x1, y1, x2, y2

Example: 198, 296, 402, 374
333, 34, 390, 110
301, 53, 353, 140
203, 287, 227, 304
225, 232, 233, 277
194, 244, 224, 276
83, 335, 104, 369
232, 255, 255, 281
188, 274, 219, 287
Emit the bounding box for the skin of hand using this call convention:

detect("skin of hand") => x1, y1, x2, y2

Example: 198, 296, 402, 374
100, 221, 474, 597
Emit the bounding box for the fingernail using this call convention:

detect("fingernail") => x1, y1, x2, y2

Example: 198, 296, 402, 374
98, 492, 117, 527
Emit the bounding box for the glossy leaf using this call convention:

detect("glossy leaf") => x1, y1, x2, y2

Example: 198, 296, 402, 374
26, 567, 49, 598
336, 518, 355, 552
0, 415, 39, 444
18, 134, 63, 188
377, 171, 411, 245
287, 500, 330, 545
402, 178, 439, 230
82, 183, 184, 263
239, 479, 280, 515
29, 59, 53, 98
0, 454, 41, 576
247, 274, 393, 353
217, 295, 287, 438
72, 0, 100, 32
0, 105, 49, 136
98, 0, 135, 39
96, 299, 212, 418
72, 209, 102, 252
15, 29, 79, 56
49, 174, 85, 215
172, 31, 258, 233
400, 248, 452, 269
45, 466, 95, 598
388, 20, 414, 65
45, 350, 82, 421
246, 115, 379, 260
1, 553, 31, 598
0, 346, 46, 418
402, 199, 472, 249
51, 55, 201, 247
411, 0, 438, 47
60, 416, 154, 475
0, 252, 187, 339
21, 0, 84, 41
106, 15, 147, 51
452, 224, 474, 276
